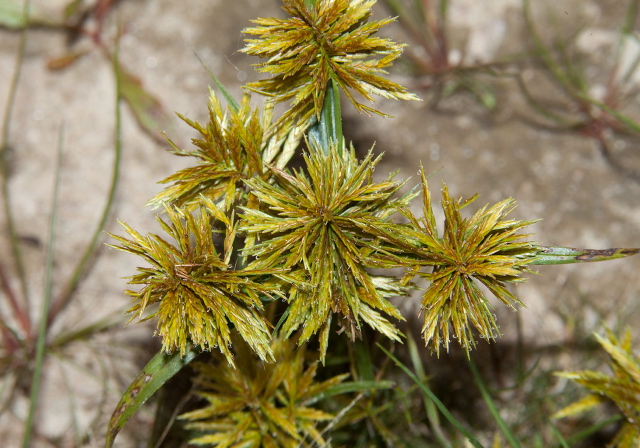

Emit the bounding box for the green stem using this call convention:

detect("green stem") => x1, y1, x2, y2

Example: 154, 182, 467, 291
22, 126, 64, 448
378, 344, 484, 448
530, 246, 640, 265
307, 79, 343, 155
468, 357, 521, 448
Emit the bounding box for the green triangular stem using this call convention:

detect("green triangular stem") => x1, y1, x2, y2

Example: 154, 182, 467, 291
307, 78, 344, 155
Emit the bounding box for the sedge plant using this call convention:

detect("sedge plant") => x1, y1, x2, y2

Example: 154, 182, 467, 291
554, 328, 640, 447
106, 0, 640, 446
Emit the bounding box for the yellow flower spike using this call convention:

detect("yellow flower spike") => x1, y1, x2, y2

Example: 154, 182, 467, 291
108, 200, 290, 366
180, 336, 348, 448
554, 328, 640, 447
241, 0, 420, 127
241, 141, 416, 361
400, 165, 540, 356
146, 90, 302, 212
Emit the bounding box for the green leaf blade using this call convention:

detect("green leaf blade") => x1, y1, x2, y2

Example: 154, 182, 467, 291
105, 346, 200, 448
531, 246, 640, 265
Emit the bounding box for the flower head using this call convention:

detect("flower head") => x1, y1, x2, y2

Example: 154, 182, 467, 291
554, 329, 640, 447
241, 0, 420, 126
401, 167, 539, 355
108, 199, 285, 366
180, 336, 348, 447
241, 142, 415, 360
147, 91, 303, 211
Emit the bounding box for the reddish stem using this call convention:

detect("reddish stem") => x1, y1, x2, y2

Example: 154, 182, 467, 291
0, 263, 30, 335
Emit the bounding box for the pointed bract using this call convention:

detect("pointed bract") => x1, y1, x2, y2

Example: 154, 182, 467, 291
554, 328, 640, 447
241, 142, 415, 361
108, 200, 287, 367
400, 166, 539, 356
241, 0, 420, 127
180, 336, 348, 447
147, 91, 305, 211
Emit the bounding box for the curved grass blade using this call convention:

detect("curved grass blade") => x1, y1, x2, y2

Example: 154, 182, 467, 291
308, 78, 344, 155
562, 414, 622, 447
22, 125, 64, 448
468, 357, 521, 448
307, 380, 396, 405
549, 422, 570, 448
50, 312, 123, 348
407, 335, 450, 447
105, 346, 201, 448
194, 52, 240, 112
378, 344, 484, 448
531, 246, 640, 265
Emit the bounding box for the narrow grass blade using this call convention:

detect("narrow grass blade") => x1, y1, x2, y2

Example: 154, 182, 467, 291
574, 92, 640, 134
311, 380, 396, 403
468, 357, 521, 448
407, 335, 450, 447
531, 246, 640, 265
354, 338, 375, 381
50, 313, 123, 348
194, 52, 240, 112
563, 415, 622, 446
22, 126, 64, 448
308, 78, 344, 155
514, 73, 573, 126
522, 0, 564, 86
105, 346, 201, 448
549, 422, 570, 448
378, 344, 485, 448
621, 0, 638, 35
0, 262, 28, 335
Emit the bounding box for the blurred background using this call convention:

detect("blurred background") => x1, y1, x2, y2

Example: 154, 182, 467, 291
1, 0, 639, 446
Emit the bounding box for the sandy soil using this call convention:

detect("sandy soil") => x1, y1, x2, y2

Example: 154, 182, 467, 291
1, 0, 639, 446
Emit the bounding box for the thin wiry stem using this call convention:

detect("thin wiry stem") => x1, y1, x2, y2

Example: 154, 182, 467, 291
22, 125, 64, 448
1, 0, 31, 333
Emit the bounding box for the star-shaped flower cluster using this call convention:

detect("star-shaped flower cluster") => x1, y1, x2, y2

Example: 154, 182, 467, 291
242, 0, 420, 126
109, 199, 286, 366
554, 329, 640, 447
180, 336, 347, 447
241, 142, 415, 360
399, 167, 539, 355
147, 91, 303, 212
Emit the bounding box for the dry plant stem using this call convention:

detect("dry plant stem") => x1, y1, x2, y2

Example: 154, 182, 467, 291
1, 0, 31, 333
522, 0, 640, 182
